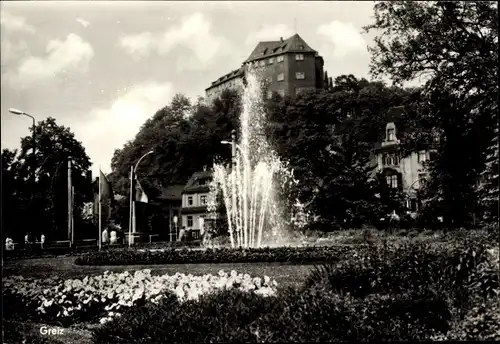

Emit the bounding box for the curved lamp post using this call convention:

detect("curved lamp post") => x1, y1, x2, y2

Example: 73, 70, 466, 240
129, 150, 154, 247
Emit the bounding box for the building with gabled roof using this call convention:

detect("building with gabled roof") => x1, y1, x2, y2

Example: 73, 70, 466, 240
205, 33, 332, 103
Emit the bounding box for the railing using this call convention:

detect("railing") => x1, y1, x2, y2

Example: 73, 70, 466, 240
5, 233, 203, 252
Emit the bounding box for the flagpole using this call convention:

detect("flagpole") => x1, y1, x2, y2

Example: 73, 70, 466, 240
98, 167, 102, 251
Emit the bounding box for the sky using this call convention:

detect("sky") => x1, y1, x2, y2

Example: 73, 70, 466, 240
1, 1, 380, 176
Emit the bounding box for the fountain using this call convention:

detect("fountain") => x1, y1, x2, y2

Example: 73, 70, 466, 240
209, 69, 309, 248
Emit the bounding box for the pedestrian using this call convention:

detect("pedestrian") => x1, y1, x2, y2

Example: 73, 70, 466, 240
110, 229, 117, 245
5, 237, 14, 251
178, 226, 186, 242
40, 234, 45, 249
24, 233, 29, 248
102, 228, 109, 249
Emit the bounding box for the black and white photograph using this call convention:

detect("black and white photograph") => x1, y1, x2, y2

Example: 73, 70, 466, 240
1, 1, 499, 343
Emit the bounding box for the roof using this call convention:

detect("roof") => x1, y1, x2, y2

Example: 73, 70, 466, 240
156, 185, 184, 201
183, 171, 213, 194
245, 34, 317, 62
206, 67, 245, 91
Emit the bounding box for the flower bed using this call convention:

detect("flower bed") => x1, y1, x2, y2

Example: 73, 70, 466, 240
3, 269, 278, 326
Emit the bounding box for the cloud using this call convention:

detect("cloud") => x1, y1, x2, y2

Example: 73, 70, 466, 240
245, 24, 294, 45
4, 33, 94, 89
74, 82, 175, 174
317, 20, 367, 59
76, 18, 90, 28
119, 32, 156, 59
119, 12, 230, 71
1, 40, 29, 63
0, 11, 35, 34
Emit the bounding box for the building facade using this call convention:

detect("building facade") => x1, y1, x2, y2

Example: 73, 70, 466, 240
205, 34, 332, 103
151, 185, 184, 241
372, 107, 437, 214
180, 170, 213, 238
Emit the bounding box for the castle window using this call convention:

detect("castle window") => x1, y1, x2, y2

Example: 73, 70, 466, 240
386, 175, 398, 188
295, 53, 304, 61
277, 55, 284, 63
295, 72, 305, 80
418, 151, 427, 163
277, 73, 284, 81
387, 128, 396, 141
188, 196, 193, 206
200, 195, 207, 205
187, 216, 193, 227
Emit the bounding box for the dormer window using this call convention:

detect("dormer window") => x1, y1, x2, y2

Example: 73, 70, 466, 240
387, 128, 395, 141
199, 179, 207, 186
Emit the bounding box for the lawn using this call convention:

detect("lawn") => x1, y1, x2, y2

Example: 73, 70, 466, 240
3, 256, 315, 290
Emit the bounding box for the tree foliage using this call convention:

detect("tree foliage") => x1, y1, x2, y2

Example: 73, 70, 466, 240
2, 118, 93, 241
266, 75, 413, 229
365, 1, 498, 227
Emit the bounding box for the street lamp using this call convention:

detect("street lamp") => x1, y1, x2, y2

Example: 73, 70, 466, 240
129, 150, 155, 247
10, 108, 37, 226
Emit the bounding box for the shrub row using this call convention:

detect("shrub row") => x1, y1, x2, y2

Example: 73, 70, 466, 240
3, 245, 99, 260
74, 245, 372, 266
92, 287, 452, 343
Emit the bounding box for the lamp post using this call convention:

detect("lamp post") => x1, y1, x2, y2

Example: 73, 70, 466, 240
9, 108, 36, 174
10, 108, 37, 231
129, 150, 154, 247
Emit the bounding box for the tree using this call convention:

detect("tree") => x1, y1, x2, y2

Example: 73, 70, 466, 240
8, 117, 93, 241
365, 1, 498, 228
265, 77, 413, 229
110, 90, 241, 199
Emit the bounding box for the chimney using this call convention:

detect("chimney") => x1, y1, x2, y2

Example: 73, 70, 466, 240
280, 37, 284, 42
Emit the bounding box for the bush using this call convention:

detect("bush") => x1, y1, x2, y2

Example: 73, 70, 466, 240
74, 245, 370, 266
93, 287, 452, 343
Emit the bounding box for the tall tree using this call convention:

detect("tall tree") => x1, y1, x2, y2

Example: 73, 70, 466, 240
365, 1, 498, 228
4, 118, 92, 241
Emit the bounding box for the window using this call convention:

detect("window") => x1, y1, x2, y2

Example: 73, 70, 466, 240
277, 73, 284, 81
199, 179, 206, 186
387, 128, 396, 141
410, 199, 418, 211
259, 60, 265, 67
386, 175, 398, 188
383, 153, 399, 166
295, 72, 305, 80
187, 216, 193, 227
295, 53, 304, 61
277, 89, 285, 97
418, 151, 427, 163
200, 195, 207, 205
268, 57, 274, 64
188, 196, 193, 206
277, 55, 284, 62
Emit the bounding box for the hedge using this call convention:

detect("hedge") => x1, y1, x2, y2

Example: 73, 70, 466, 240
74, 245, 374, 265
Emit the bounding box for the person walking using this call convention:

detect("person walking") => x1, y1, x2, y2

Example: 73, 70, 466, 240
40, 234, 45, 249
24, 233, 29, 248
102, 228, 109, 249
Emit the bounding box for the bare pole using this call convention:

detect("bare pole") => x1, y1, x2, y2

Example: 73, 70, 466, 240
129, 166, 134, 247
67, 158, 72, 245
98, 167, 102, 251
71, 186, 75, 244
